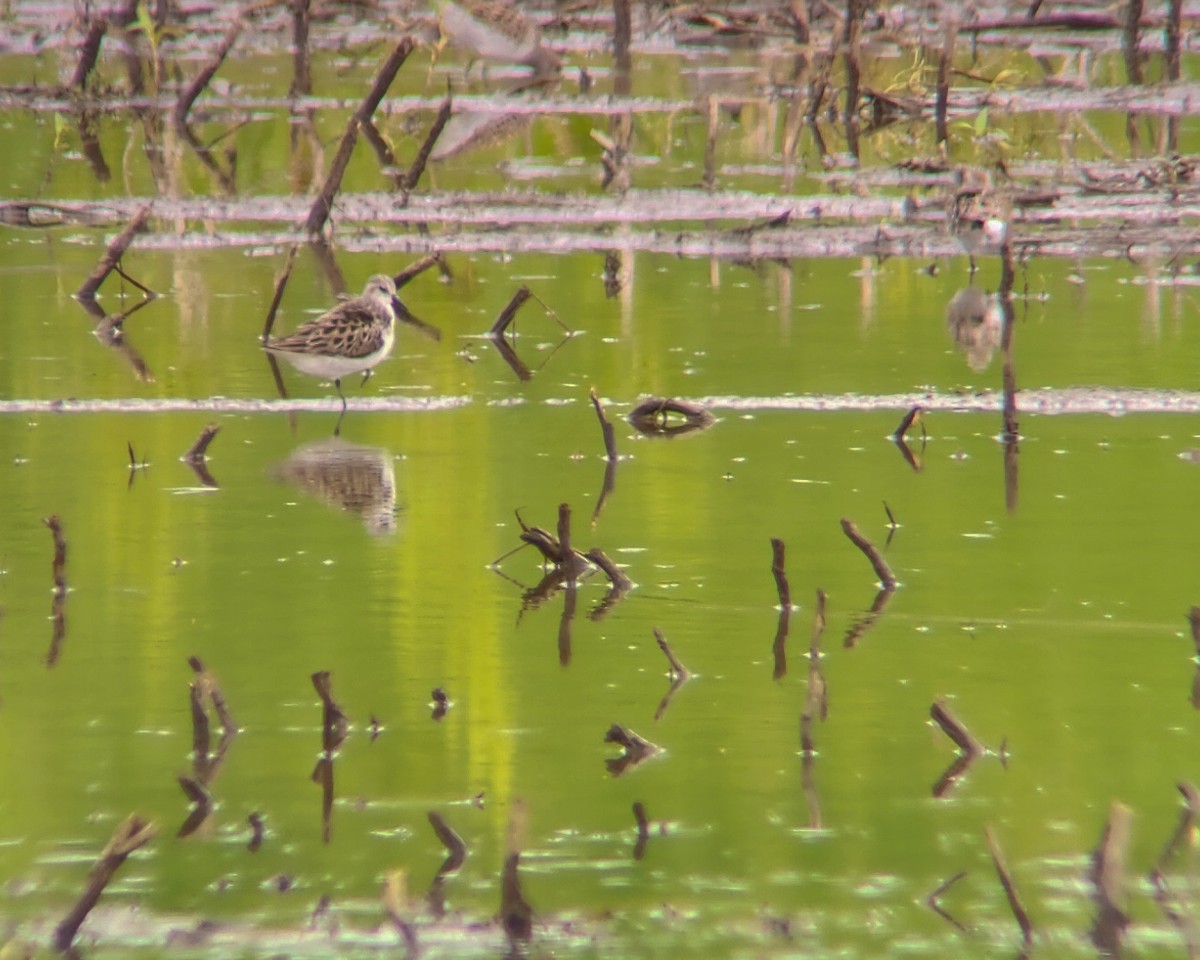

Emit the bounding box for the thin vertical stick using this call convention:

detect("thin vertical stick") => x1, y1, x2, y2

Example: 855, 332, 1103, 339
589, 388, 617, 461
289, 0, 311, 98
262, 244, 299, 342
770, 537, 791, 609
72, 17, 109, 91
984, 824, 1034, 948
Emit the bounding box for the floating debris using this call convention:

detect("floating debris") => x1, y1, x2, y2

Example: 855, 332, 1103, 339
628, 397, 715, 438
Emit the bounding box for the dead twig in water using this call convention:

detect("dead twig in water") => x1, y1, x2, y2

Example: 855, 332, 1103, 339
262, 243, 299, 343
393, 252, 442, 290
53, 815, 157, 952
628, 397, 714, 437
984, 824, 1034, 949
840, 517, 897, 589
653, 627, 689, 681
892, 405, 924, 442
931, 698, 985, 757
927, 871, 969, 933
76, 203, 153, 301
631, 800, 650, 860
44, 515, 68, 597
188, 655, 236, 732
1090, 801, 1132, 956
182, 423, 221, 463
72, 16, 108, 92
584, 548, 631, 592
489, 286, 532, 338
382, 871, 419, 954
883, 500, 898, 530
770, 537, 791, 610
589, 387, 618, 461
428, 811, 467, 872
402, 91, 452, 193
605, 723, 660, 776
312, 670, 349, 754
501, 799, 533, 943
810, 588, 827, 659
173, 17, 242, 127
176, 774, 213, 838
305, 37, 417, 236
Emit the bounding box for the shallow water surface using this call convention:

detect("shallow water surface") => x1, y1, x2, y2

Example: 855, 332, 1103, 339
2, 3, 1200, 958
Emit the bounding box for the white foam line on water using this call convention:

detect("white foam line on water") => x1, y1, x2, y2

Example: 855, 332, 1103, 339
0, 388, 1199, 415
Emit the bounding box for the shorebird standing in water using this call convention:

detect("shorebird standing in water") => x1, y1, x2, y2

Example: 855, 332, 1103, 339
263, 274, 398, 414
433, 0, 562, 79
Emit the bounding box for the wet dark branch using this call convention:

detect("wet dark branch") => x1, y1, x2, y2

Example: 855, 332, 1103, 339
984, 824, 1034, 949
76, 203, 153, 301
770, 537, 791, 609
304, 36, 416, 236
402, 92, 452, 193
174, 17, 242, 126
589, 387, 618, 461
839, 517, 896, 589
53, 815, 157, 952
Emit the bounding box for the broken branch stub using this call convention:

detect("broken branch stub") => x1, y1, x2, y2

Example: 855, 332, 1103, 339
931, 698, 985, 757
840, 517, 897, 589
76, 203, 153, 302
53, 815, 157, 952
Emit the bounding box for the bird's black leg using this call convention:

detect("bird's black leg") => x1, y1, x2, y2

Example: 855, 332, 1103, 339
360, 369, 373, 387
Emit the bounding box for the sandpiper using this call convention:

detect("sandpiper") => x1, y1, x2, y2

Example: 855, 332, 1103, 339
263, 275, 398, 411
434, 0, 562, 77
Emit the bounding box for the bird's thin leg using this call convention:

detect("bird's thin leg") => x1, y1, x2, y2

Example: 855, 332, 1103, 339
335, 378, 347, 412
360, 369, 373, 387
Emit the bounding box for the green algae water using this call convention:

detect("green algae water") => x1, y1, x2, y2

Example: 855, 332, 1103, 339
2, 3, 1200, 957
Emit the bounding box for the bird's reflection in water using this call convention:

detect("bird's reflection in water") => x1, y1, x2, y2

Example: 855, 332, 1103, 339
945, 286, 1003, 372
272, 438, 400, 536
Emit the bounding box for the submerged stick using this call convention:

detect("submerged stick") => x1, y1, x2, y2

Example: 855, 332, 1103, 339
76, 203, 153, 301
584, 548, 632, 591
984, 824, 1034, 948
182, 423, 221, 463
892, 405, 923, 442
589, 388, 618, 461
174, 17, 242, 126
653, 627, 689, 680
262, 243, 299, 342
489, 287, 533, 338
312, 670, 349, 753
382, 870, 419, 954
402, 92, 452, 192
770, 537, 791, 609
188, 655, 235, 732
810, 588, 827, 658
71, 16, 109, 91
501, 799, 533, 943
840, 517, 897, 589
931, 698, 985, 757
44, 515, 68, 596
428, 811, 467, 871
289, 0, 311, 98
393, 252, 442, 290
305, 37, 416, 236
53, 815, 157, 951
1090, 801, 1132, 955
